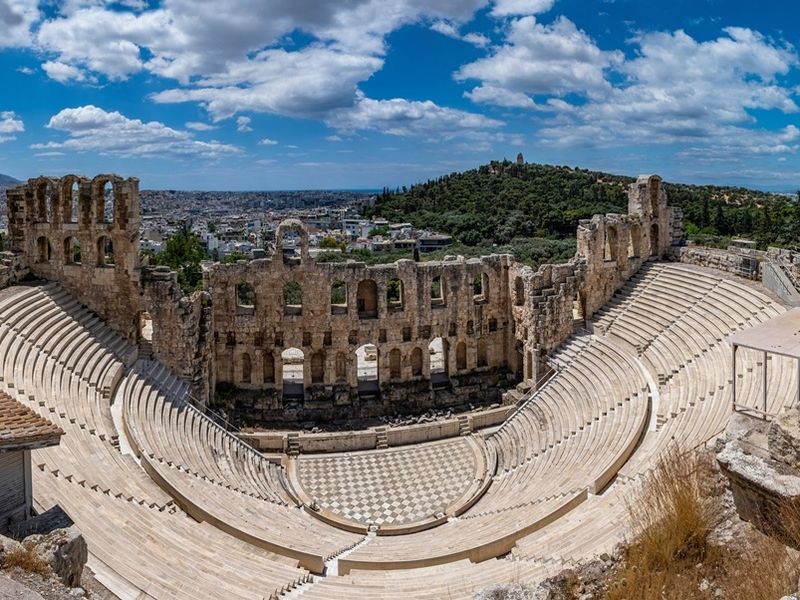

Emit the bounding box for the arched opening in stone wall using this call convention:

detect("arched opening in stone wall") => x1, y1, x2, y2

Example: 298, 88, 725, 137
411, 347, 423, 377
357, 280, 378, 319
311, 351, 325, 384
456, 341, 467, 371
138, 312, 153, 342
35, 181, 51, 223
650, 223, 660, 257
387, 278, 403, 312
96, 236, 114, 267
477, 339, 488, 368
431, 276, 445, 307
36, 236, 51, 263
356, 344, 379, 395
281, 347, 304, 398
97, 180, 114, 224
241, 353, 252, 384
236, 282, 255, 313
64, 236, 81, 265
514, 276, 524, 306
276, 221, 307, 265
389, 348, 401, 379
473, 274, 488, 302
429, 337, 449, 387
284, 281, 302, 316
604, 226, 618, 261
263, 352, 275, 384
335, 352, 347, 383
62, 179, 80, 224
330, 279, 347, 315
628, 223, 641, 258
572, 292, 586, 323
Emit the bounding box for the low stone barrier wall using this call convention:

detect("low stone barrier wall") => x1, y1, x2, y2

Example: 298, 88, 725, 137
678, 245, 762, 279
240, 404, 511, 454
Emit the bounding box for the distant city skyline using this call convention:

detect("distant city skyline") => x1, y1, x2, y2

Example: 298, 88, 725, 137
0, 0, 798, 191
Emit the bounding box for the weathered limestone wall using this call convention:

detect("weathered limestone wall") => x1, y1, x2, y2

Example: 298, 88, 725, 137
0, 252, 27, 289
207, 228, 513, 422
6, 175, 143, 339
509, 175, 677, 384
768, 247, 800, 286
509, 259, 585, 384
717, 409, 800, 547
4, 172, 682, 422
141, 267, 214, 403
679, 245, 763, 279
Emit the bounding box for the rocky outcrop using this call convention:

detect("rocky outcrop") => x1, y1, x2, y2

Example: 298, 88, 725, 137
23, 527, 87, 587
1, 525, 88, 588
717, 410, 800, 545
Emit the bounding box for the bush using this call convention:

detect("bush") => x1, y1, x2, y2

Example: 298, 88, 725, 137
2, 543, 51, 578
603, 447, 800, 600
604, 446, 716, 600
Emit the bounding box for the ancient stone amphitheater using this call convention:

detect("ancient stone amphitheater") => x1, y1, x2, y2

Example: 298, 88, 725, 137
1, 174, 795, 599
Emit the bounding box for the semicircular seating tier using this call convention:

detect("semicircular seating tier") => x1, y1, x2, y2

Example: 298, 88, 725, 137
0, 261, 794, 599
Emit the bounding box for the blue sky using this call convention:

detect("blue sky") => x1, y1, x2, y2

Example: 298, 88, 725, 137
0, 0, 798, 191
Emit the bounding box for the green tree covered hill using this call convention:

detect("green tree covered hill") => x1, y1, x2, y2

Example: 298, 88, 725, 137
367, 160, 799, 251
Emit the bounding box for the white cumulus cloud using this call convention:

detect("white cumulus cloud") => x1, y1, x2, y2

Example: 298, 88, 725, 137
490, 0, 555, 17
327, 94, 502, 139
42, 60, 89, 83
457, 16, 622, 104
236, 116, 252, 132
32, 105, 241, 158
0, 0, 39, 48
0, 111, 25, 134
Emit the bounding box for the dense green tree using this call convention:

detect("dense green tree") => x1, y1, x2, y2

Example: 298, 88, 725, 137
367, 161, 799, 253
148, 226, 207, 293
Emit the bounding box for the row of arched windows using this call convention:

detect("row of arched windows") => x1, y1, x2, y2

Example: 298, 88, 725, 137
603, 222, 659, 261
234, 274, 493, 317
235, 338, 490, 387
32, 178, 117, 226
35, 235, 114, 267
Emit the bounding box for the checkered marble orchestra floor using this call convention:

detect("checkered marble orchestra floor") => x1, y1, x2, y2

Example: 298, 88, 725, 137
296, 438, 477, 527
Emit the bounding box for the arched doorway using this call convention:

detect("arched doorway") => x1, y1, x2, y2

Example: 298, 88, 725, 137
650, 223, 660, 257
429, 337, 449, 387
389, 348, 401, 379
411, 347, 423, 377
356, 344, 379, 395
281, 347, 304, 399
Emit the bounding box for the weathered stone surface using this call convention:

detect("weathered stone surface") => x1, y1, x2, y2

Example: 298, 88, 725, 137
22, 527, 88, 588
5, 174, 681, 427
769, 406, 800, 467
0, 531, 24, 559
717, 412, 800, 545
0, 572, 46, 600
679, 245, 763, 279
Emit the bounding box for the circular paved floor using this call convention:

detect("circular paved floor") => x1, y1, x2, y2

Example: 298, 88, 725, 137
295, 438, 485, 529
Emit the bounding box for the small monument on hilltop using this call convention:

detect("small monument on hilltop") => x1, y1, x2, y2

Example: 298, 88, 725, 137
516, 152, 524, 166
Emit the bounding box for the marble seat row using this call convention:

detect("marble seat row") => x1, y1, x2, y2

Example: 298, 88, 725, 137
120, 362, 363, 574
120, 362, 290, 504
293, 556, 565, 600
0, 284, 322, 597
34, 468, 309, 600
